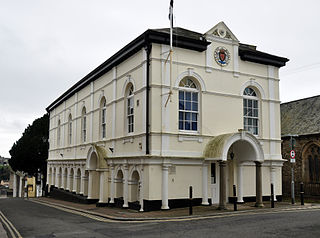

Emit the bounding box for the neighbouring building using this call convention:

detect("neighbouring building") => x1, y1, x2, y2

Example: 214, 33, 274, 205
0, 156, 9, 166
281, 95, 320, 196
46, 22, 288, 211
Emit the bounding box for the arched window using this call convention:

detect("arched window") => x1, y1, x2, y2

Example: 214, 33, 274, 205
304, 144, 320, 183
68, 114, 72, 145
100, 97, 107, 139
126, 84, 134, 133
57, 119, 61, 147
243, 87, 259, 135
178, 77, 199, 131
81, 107, 87, 142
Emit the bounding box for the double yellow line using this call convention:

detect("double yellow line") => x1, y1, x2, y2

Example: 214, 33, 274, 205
0, 211, 22, 238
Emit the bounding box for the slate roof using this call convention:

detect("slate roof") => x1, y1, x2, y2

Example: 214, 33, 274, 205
153, 27, 205, 41
281, 95, 320, 136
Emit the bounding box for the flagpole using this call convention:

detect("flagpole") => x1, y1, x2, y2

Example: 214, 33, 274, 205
166, 0, 173, 106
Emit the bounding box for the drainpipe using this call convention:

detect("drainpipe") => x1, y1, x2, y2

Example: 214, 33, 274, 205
145, 34, 151, 155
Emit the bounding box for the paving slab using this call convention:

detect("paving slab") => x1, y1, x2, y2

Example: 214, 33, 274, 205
31, 197, 320, 221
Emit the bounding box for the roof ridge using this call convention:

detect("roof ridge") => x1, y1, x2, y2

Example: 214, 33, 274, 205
281, 95, 320, 105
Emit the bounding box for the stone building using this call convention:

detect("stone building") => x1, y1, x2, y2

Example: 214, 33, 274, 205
46, 22, 288, 211
281, 95, 320, 196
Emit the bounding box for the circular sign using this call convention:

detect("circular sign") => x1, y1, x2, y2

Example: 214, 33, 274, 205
290, 150, 296, 159
214, 46, 230, 67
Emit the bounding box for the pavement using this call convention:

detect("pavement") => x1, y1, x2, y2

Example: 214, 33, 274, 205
31, 197, 320, 221
0, 223, 7, 238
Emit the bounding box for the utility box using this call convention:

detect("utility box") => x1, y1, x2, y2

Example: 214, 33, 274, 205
27, 177, 36, 198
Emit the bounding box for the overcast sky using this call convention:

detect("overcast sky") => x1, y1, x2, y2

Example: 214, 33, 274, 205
1, 0, 320, 158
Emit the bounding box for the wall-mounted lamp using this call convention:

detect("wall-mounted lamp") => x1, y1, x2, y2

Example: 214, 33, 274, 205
109, 147, 114, 153
60, 153, 64, 158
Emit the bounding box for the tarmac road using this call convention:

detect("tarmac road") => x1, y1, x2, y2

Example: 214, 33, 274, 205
1, 198, 320, 238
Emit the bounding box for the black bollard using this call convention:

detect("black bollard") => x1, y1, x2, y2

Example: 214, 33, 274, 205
189, 186, 193, 215
271, 183, 274, 208
233, 185, 237, 211
300, 182, 304, 206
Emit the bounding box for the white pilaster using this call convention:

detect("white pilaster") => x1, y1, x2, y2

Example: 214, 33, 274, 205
90, 82, 94, 142
87, 170, 94, 199
83, 175, 88, 196
139, 170, 144, 212
66, 168, 71, 191
270, 166, 277, 201
233, 44, 239, 77
19, 176, 23, 197
268, 65, 276, 155
13, 174, 17, 197
62, 102, 66, 147
98, 169, 108, 204
74, 93, 78, 158
73, 174, 78, 193
112, 68, 117, 151
161, 45, 171, 156
47, 170, 51, 187
110, 165, 115, 203
161, 164, 169, 210
55, 170, 59, 187
80, 169, 85, 195
123, 165, 129, 208
202, 163, 209, 205
205, 41, 213, 73
237, 164, 244, 203
62, 170, 67, 189
52, 170, 55, 187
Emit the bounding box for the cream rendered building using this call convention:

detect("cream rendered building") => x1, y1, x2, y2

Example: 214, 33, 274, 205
46, 22, 288, 211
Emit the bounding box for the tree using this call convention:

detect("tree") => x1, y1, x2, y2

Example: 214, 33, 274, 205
0, 165, 10, 181
9, 113, 49, 177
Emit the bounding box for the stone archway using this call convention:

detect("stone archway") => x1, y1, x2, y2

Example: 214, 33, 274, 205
86, 144, 109, 204
115, 169, 124, 198
87, 151, 100, 200
74, 168, 81, 194
130, 170, 140, 202
204, 131, 264, 209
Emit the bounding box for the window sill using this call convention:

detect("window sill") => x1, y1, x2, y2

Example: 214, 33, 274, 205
178, 131, 203, 143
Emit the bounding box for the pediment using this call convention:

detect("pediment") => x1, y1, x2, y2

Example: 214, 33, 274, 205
205, 21, 239, 42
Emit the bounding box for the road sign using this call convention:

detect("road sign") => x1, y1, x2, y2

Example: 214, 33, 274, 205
290, 150, 296, 163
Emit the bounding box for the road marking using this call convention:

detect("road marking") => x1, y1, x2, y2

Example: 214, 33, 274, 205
31, 200, 117, 223
30, 200, 320, 224
0, 211, 23, 238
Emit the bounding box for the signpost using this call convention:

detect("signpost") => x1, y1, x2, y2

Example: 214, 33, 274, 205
290, 150, 296, 163
290, 136, 296, 204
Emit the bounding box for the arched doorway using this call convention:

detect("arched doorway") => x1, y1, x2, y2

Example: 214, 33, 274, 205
226, 139, 258, 201
75, 168, 81, 194
204, 131, 264, 209
130, 170, 140, 202
87, 152, 100, 199
115, 169, 124, 199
